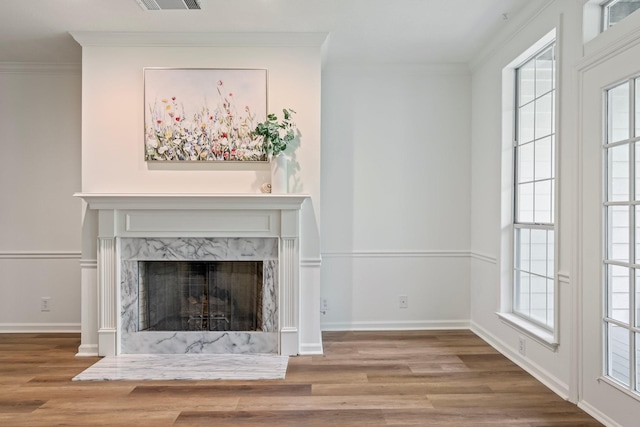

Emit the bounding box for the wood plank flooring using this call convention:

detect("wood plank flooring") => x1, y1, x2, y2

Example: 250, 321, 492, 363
0, 331, 603, 426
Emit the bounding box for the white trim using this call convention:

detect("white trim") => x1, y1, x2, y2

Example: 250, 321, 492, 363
124, 210, 276, 235
0, 251, 81, 260
576, 39, 588, 410
558, 272, 571, 284
471, 321, 569, 399
300, 258, 322, 268
69, 31, 328, 48
80, 259, 98, 268
321, 320, 470, 331
499, 27, 559, 341
496, 312, 559, 350
98, 238, 116, 332
469, 0, 555, 71
76, 344, 99, 357
0, 62, 80, 74
578, 400, 624, 427
75, 192, 308, 211
299, 343, 324, 355
598, 375, 640, 403
470, 251, 498, 264
324, 63, 470, 76
580, 12, 640, 72
0, 323, 81, 333
322, 250, 470, 259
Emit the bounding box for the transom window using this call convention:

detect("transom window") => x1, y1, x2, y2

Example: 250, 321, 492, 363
603, 77, 640, 393
513, 43, 556, 330
602, 0, 640, 29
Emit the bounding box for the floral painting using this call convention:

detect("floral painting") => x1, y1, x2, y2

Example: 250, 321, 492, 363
144, 68, 267, 161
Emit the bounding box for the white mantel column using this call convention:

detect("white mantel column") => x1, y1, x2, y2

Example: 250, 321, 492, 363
279, 209, 300, 356
97, 210, 117, 356
77, 205, 99, 357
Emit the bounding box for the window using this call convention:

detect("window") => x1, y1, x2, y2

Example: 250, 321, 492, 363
603, 0, 640, 30
603, 77, 640, 393
513, 43, 556, 331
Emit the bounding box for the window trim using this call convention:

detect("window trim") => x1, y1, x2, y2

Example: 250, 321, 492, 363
497, 311, 558, 350
602, 0, 617, 31
601, 76, 640, 395
601, 0, 640, 31
513, 40, 557, 331
498, 28, 559, 347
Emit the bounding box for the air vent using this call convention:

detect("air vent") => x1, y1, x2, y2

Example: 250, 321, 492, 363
136, 0, 202, 10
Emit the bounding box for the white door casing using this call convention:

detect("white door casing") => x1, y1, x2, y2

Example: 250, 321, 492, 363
578, 37, 640, 426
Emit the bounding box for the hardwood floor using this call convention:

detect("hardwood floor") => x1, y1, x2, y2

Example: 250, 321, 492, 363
0, 331, 602, 426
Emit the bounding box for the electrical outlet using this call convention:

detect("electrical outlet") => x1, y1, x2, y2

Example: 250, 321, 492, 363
41, 297, 51, 312
321, 298, 329, 311
399, 295, 408, 309
518, 336, 526, 356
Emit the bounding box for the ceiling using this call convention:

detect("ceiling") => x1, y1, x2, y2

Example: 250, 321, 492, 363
0, 0, 531, 65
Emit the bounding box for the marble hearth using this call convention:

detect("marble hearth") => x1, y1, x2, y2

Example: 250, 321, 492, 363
75, 193, 307, 357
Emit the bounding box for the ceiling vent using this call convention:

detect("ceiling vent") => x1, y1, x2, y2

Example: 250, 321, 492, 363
136, 0, 202, 10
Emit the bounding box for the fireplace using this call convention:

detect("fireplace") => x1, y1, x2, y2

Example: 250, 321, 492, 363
75, 193, 307, 357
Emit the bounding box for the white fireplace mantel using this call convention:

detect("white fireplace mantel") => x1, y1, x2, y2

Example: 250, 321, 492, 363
75, 192, 309, 357
75, 193, 308, 210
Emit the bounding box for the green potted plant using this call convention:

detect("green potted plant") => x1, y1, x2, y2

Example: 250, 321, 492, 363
253, 109, 296, 193
253, 108, 296, 160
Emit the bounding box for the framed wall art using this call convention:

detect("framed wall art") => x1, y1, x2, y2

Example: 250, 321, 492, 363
144, 68, 268, 161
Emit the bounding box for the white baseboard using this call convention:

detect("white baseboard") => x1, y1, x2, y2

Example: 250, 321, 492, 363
299, 342, 324, 355
470, 321, 570, 400
578, 400, 623, 427
0, 323, 81, 333
321, 319, 470, 331
76, 344, 99, 357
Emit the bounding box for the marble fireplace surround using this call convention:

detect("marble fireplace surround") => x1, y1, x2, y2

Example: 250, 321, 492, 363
121, 237, 278, 354
76, 193, 307, 357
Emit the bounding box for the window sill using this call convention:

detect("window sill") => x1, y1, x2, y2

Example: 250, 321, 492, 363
598, 376, 640, 402
496, 312, 559, 351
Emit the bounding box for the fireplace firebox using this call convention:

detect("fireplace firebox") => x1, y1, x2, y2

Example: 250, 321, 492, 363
139, 261, 264, 332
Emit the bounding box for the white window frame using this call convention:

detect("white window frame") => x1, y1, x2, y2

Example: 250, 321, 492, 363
602, 76, 640, 396
513, 43, 556, 331
602, 0, 640, 30
498, 29, 559, 349
583, 1, 640, 46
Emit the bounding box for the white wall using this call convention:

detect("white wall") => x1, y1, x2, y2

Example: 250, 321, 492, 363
74, 35, 324, 354
470, 0, 583, 399
80, 45, 321, 200
321, 64, 471, 329
469, 1, 640, 425
0, 64, 82, 332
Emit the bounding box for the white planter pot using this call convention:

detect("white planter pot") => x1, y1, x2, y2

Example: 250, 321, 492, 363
270, 154, 288, 194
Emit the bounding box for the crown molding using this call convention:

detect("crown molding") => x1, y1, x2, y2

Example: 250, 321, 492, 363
324, 62, 470, 75
69, 31, 329, 48
0, 62, 80, 74
469, 0, 555, 72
